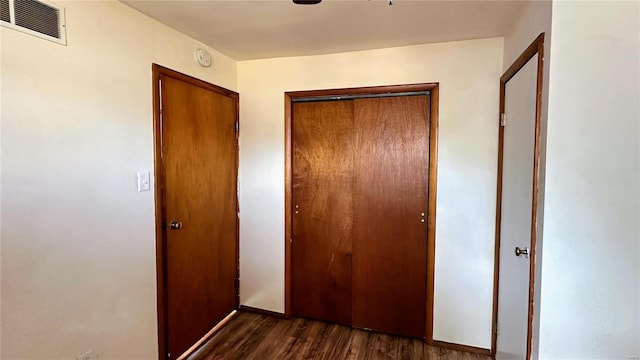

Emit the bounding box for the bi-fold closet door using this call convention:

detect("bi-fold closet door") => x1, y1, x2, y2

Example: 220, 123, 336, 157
291, 95, 430, 339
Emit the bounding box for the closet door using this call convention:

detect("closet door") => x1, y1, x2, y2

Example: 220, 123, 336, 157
291, 100, 354, 325
352, 95, 430, 338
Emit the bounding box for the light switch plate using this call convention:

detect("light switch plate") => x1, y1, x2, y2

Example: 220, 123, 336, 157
137, 171, 151, 192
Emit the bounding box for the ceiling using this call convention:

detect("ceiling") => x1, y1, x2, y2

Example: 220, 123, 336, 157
122, 0, 527, 61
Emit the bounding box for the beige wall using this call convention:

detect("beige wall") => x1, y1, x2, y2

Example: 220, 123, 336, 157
0, 1, 236, 358
237, 38, 503, 349
539, 1, 640, 358
501, 1, 552, 358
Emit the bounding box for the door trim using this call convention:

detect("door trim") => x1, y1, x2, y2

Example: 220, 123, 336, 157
284, 83, 439, 342
152, 64, 240, 360
491, 33, 545, 358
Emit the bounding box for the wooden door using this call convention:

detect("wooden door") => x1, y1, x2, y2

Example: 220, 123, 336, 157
351, 96, 430, 338
160, 73, 238, 359
291, 100, 354, 325
290, 94, 430, 339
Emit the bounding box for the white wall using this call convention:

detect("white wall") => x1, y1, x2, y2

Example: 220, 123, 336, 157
539, 1, 640, 358
501, 1, 552, 358
503, 1, 552, 70
0, 1, 237, 359
237, 38, 503, 349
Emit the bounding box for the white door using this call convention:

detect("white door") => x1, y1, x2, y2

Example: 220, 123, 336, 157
496, 54, 539, 360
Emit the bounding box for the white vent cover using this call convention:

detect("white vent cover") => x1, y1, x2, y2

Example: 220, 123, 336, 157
0, 0, 66, 45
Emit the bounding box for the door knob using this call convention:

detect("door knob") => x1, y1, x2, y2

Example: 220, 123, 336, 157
515, 246, 529, 258
169, 221, 183, 230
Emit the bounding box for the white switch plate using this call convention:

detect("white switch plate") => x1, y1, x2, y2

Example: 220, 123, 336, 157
77, 350, 97, 360
137, 171, 151, 192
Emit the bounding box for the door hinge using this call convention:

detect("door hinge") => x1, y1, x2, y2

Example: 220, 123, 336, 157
167, 352, 171, 359
235, 120, 239, 133
500, 112, 507, 127
235, 278, 239, 292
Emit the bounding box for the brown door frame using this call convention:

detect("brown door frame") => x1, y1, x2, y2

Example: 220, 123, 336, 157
152, 64, 240, 360
284, 83, 440, 342
491, 33, 545, 358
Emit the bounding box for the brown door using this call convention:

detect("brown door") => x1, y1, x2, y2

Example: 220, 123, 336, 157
352, 96, 429, 338
290, 94, 429, 339
291, 100, 354, 325
159, 73, 238, 358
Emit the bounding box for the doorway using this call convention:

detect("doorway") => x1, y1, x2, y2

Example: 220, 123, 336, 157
492, 34, 545, 360
284, 83, 439, 341
153, 65, 239, 360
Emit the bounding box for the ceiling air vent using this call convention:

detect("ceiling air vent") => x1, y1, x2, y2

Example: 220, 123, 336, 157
0, 0, 66, 45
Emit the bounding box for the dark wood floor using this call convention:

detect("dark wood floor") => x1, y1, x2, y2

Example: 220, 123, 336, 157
190, 312, 491, 360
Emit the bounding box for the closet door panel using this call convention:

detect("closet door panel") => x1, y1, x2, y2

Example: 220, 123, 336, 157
352, 95, 430, 338
291, 100, 354, 325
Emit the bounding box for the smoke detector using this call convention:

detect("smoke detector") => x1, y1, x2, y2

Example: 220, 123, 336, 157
195, 49, 212, 67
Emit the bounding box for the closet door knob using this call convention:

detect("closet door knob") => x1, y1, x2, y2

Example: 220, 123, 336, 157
515, 246, 529, 258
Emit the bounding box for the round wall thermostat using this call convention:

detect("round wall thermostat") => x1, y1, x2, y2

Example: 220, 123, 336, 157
195, 49, 212, 67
